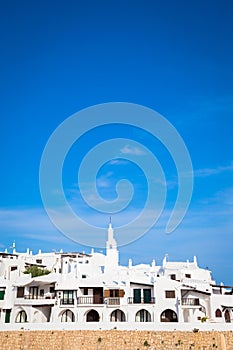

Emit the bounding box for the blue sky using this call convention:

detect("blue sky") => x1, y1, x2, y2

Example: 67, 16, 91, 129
0, 1, 233, 284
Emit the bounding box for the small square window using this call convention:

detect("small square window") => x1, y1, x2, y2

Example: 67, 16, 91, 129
165, 290, 175, 298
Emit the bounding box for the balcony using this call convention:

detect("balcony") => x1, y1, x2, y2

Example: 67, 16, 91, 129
77, 296, 104, 305
60, 298, 74, 305
105, 297, 120, 306
128, 297, 155, 304
181, 298, 200, 306
24, 293, 55, 300
15, 294, 55, 306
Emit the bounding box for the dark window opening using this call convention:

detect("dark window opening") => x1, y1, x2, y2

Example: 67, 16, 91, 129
165, 290, 175, 298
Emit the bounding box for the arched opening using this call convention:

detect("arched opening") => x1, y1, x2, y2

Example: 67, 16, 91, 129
110, 309, 126, 322
225, 309, 231, 323
215, 309, 222, 318
86, 309, 99, 322
135, 309, 151, 322
160, 309, 178, 322
15, 310, 27, 323
61, 309, 75, 322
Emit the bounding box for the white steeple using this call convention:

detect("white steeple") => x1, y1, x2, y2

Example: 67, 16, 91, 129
106, 217, 117, 250
105, 218, 119, 272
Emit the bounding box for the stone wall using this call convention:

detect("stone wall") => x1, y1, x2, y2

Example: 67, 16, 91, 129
0, 330, 232, 349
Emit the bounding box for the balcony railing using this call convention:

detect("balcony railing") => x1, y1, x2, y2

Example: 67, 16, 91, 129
77, 296, 104, 305
181, 298, 200, 306
128, 297, 155, 304
105, 297, 120, 305
60, 298, 74, 305
24, 293, 55, 300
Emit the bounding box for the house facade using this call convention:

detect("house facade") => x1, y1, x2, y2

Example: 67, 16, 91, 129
0, 223, 232, 326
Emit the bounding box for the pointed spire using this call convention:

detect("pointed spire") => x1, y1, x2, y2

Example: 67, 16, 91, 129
106, 218, 117, 249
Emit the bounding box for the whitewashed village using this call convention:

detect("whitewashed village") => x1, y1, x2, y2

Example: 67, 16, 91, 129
0, 222, 232, 327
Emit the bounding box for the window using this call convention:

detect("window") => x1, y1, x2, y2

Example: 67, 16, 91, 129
10, 266, 17, 271
83, 288, 88, 295
17, 287, 24, 298
63, 290, 73, 299
185, 274, 191, 278
36, 259, 42, 264
50, 286, 55, 293
110, 289, 119, 298
143, 289, 151, 303
104, 289, 124, 298
62, 291, 74, 304
29, 286, 38, 299
165, 290, 175, 298
39, 289, 44, 297
133, 289, 141, 303
170, 274, 176, 280
82, 275, 87, 278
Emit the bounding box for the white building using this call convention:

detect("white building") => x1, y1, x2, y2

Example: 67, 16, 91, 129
0, 223, 232, 326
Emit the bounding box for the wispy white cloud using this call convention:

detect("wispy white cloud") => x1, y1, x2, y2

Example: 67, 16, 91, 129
194, 162, 233, 178
120, 144, 146, 156
96, 172, 114, 188
109, 159, 128, 165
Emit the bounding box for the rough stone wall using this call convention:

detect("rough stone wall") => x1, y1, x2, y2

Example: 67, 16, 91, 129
0, 330, 232, 350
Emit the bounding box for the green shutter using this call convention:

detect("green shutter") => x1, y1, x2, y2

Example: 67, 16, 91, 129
0, 290, 5, 300
5, 310, 11, 323
143, 289, 151, 303
133, 289, 141, 303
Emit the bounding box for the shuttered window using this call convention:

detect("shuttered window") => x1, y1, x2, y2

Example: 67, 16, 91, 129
119, 289, 125, 297
104, 290, 110, 298
165, 290, 175, 298
104, 289, 125, 298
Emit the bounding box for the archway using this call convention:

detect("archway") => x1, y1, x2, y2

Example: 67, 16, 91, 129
86, 309, 99, 322
61, 309, 75, 322
215, 309, 222, 318
135, 309, 151, 322
15, 310, 27, 323
160, 309, 178, 322
225, 309, 231, 323
110, 309, 126, 322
